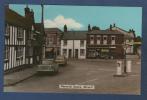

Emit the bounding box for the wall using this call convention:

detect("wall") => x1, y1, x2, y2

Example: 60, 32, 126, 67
61, 40, 86, 59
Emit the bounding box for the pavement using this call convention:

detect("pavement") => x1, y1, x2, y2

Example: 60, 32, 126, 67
4, 65, 37, 86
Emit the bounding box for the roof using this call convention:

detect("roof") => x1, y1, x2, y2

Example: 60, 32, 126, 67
62, 31, 87, 40
45, 28, 62, 34
5, 8, 26, 27
88, 30, 124, 35
106, 26, 136, 38
5, 8, 34, 29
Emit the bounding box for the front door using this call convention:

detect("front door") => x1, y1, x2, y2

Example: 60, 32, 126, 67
75, 49, 78, 59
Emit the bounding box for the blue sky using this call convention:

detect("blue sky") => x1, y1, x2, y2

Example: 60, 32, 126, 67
9, 4, 142, 36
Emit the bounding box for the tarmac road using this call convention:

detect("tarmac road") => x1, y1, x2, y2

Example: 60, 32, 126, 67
4, 59, 141, 95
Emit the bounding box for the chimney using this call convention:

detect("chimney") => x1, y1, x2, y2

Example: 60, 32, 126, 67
64, 24, 67, 32
110, 24, 112, 30
24, 5, 30, 18
30, 9, 35, 22
132, 29, 135, 33
113, 23, 116, 27
88, 24, 91, 31
129, 29, 132, 33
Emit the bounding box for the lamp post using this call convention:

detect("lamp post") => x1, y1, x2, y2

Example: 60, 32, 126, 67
72, 30, 75, 59
41, 0, 45, 62
123, 40, 127, 74
73, 32, 75, 59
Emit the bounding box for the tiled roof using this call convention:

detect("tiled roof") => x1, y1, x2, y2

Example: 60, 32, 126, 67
5, 8, 34, 29
88, 30, 124, 35
45, 28, 62, 33
106, 26, 136, 38
5, 8, 26, 27
62, 31, 87, 40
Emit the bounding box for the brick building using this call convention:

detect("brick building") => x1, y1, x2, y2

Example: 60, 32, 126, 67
86, 26, 125, 59
45, 28, 62, 58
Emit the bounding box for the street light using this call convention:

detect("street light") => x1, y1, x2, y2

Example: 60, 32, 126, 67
41, 0, 45, 62
123, 40, 128, 74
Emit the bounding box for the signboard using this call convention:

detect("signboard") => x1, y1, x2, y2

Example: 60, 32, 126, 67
101, 49, 109, 52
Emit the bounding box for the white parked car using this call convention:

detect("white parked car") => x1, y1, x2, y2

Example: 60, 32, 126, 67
55, 55, 67, 66
37, 59, 59, 74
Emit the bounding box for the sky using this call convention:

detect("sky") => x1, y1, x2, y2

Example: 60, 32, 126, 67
9, 4, 142, 36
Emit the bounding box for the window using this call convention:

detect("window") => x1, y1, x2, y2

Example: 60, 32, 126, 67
17, 27, 24, 39
111, 36, 115, 45
16, 47, 23, 58
4, 46, 9, 59
80, 40, 84, 47
63, 40, 67, 46
63, 49, 67, 56
5, 24, 10, 36
103, 37, 107, 40
111, 37, 115, 40
103, 36, 107, 45
97, 35, 101, 45
49, 37, 53, 44
97, 37, 101, 40
90, 35, 94, 44
90, 35, 94, 40
80, 49, 85, 56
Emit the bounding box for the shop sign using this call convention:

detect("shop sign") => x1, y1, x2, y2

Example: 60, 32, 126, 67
101, 49, 109, 52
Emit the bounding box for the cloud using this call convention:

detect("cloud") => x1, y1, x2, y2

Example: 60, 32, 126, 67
44, 15, 83, 30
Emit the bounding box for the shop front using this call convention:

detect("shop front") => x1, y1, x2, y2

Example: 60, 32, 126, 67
87, 47, 117, 59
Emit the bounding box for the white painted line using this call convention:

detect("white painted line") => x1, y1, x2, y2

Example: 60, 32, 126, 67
77, 78, 99, 85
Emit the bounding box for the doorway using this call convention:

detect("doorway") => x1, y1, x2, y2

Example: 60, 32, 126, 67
75, 49, 78, 59
69, 49, 72, 58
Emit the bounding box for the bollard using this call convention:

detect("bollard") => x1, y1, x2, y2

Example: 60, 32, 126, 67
126, 60, 132, 73
114, 60, 124, 77
116, 60, 122, 75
